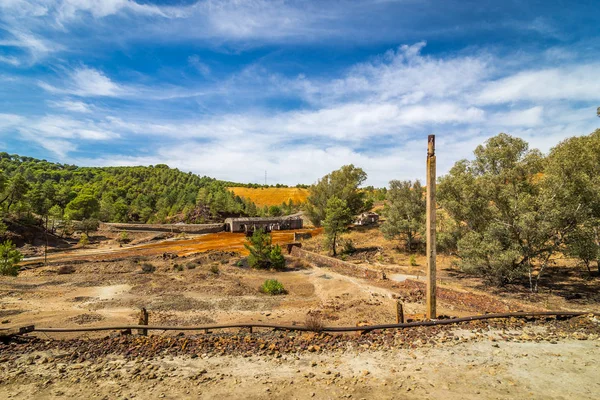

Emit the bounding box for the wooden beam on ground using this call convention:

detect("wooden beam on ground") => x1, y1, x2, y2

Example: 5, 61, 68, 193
426, 134, 437, 320
0, 325, 35, 339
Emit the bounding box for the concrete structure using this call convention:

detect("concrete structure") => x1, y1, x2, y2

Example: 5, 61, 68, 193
102, 222, 224, 234
355, 212, 379, 226
224, 216, 303, 233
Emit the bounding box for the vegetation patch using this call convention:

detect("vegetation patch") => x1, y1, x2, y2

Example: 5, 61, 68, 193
260, 279, 287, 295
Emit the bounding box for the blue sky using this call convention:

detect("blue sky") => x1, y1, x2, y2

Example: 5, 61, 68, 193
0, 0, 599, 187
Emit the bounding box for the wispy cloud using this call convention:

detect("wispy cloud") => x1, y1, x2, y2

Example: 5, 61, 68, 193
47, 99, 93, 113
40, 66, 126, 97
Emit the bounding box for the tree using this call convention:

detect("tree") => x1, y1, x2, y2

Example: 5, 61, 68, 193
65, 193, 100, 220
244, 230, 287, 270
380, 180, 426, 252
1, 173, 29, 212
323, 196, 353, 256
438, 133, 549, 288
306, 165, 369, 226
245, 230, 274, 269
269, 244, 286, 270
0, 240, 22, 276
543, 129, 600, 275
268, 205, 282, 217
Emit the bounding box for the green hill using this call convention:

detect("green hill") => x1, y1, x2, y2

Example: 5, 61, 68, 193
0, 152, 258, 225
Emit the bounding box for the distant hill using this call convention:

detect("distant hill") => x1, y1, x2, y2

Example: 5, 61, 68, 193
0, 153, 258, 224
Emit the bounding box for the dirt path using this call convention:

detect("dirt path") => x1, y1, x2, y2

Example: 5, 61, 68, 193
1, 337, 598, 399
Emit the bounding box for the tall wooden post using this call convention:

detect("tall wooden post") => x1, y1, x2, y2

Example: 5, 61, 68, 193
426, 135, 437, 319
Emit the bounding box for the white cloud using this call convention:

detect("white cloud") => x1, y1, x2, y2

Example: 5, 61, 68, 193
0, 55, 20, 66
40, 66, 126, 97
55, 0, 172, 21
0, 28, 61, 65
0, 113, 118, 157
489, 106, 544, 127
477, 64, 600, 104
48, 99, 93, 113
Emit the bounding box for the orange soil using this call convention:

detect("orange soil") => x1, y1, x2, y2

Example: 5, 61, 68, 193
228, 187, 309, 207
23, 228, 323, 264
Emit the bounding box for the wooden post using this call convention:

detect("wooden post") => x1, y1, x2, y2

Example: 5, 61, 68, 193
137, 308, 148, 336
396, 301, 404, 324
426, 135, 437, 320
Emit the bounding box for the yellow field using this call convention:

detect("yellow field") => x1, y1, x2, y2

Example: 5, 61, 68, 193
229, 187, 309, 207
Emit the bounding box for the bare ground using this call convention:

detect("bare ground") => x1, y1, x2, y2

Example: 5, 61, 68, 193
2, 226, 600, 398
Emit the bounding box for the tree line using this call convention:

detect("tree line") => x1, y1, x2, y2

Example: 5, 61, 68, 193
305, 130, 600, 291
0, 154, 265, 230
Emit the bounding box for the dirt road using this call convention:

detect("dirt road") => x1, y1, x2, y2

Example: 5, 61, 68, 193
1, 335, 598, 399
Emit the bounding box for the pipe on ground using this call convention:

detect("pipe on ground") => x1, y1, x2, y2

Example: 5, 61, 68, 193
27, 311, 598, 334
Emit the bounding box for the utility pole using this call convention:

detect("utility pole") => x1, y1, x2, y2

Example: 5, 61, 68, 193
426, 135, 437, 319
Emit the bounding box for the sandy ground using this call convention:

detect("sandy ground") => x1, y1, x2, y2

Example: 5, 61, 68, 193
1, 337, 599, 399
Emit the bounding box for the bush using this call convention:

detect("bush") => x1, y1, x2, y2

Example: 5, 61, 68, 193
117, 231, 130, 244
0, 240, 22, 276
409, 254, 418, 266
186, 262, 197, 270
305, 313, 324, 332
173, 263, 184, 272
260, 279, 287, 295
78, 233, 89, 248
141, 263, 156, 273
342, 239, 356, 254
235, 259, 245, 267
80, 218, 99, 234
57, 265, 75, 275
210, 264, 220, 274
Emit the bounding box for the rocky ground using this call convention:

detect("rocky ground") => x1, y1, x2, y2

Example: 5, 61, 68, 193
1, 316, 599, 399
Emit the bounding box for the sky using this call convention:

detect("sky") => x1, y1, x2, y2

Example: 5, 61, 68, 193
0, 0, 599, 187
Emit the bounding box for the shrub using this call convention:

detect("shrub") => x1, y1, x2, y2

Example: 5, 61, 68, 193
80, 218, 100, 234
305, 313, 324, 332
57, 265, 75, 274
173, 263, 184, 272
235, 259, 245, 267
342, 239, 356, 254
117, 231, 130, 244
186, 262, 197, 270
78, 233, 89, 248
260, 279, 287, 295
0, 240, 22, 277
409, 254, 418, 266
269, 245, 286, 270
141, 263, 156, 273
210, 264, 220, 274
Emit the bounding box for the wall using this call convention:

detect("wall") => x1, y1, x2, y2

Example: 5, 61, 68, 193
290, 247, 384, 280
102, 223, 224, 234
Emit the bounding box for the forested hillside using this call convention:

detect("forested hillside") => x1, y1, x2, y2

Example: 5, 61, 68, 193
0, 153, 259, 225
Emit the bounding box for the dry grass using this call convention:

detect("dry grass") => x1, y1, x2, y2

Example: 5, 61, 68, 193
305, 313, 325, 332
229, 187, 309, 207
